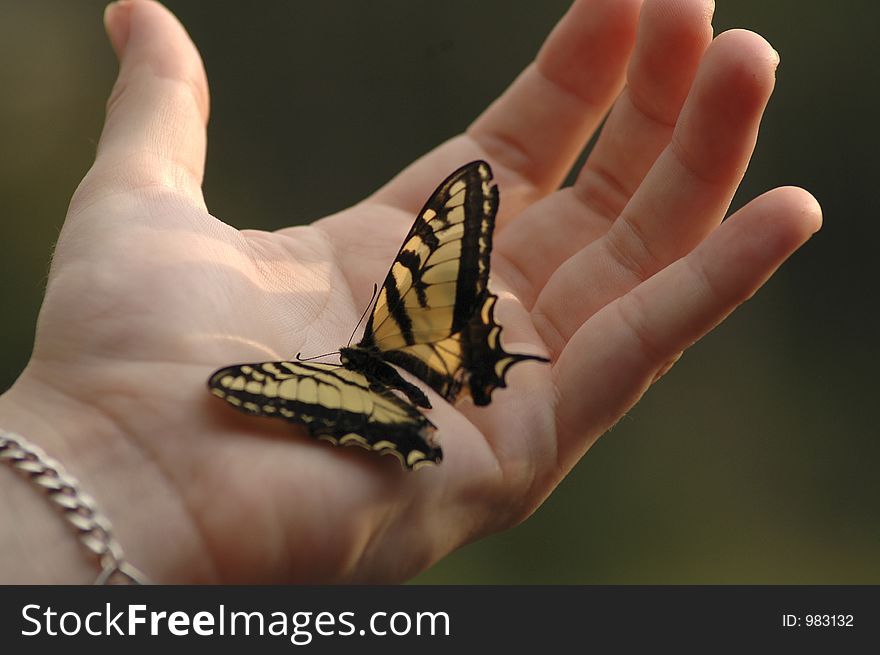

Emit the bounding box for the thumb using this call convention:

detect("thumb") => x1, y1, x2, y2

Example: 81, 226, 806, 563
80, 0, 210, 210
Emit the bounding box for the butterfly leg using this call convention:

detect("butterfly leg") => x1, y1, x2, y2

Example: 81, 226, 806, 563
340, 347, 433, 409
368, 366, 432, 410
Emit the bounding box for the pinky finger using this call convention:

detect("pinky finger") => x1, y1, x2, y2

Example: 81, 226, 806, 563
552, 186, 822, 470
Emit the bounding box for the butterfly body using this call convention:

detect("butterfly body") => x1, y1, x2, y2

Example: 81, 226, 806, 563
209, 161, 548, 469
338, 346, 431, 409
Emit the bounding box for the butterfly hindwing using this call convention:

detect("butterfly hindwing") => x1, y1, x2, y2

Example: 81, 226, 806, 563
360, 160, 548, 405
208, 361, 441, 469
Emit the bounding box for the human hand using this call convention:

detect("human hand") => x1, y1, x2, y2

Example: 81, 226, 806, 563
0, 0, 820, 583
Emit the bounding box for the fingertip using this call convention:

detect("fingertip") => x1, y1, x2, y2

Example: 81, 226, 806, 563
538, 0, 643, 101
103, 0, 133, 58
626, 0, 716, 121
641, 0, 715, 33
792, 187, 823, 234
106, 0, 209, 117
673, 28, 779, 179
95, 0, 210, 203
711, 29, 780, 80
729, 187, 823, 265
768, 186, 824, 238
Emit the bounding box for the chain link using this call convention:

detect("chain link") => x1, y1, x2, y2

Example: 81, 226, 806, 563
0, 430, 147, 584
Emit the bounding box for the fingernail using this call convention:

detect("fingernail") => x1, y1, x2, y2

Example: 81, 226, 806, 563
772, 48, 781, 69
104, 0, 134, 58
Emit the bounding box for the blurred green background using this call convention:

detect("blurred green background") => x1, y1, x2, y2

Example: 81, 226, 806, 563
0, 1, 876, 583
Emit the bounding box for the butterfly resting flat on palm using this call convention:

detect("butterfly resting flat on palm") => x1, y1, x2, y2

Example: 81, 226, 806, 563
208, 161, 548, 469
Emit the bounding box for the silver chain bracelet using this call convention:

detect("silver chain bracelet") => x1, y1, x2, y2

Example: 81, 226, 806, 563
0, 429, 148, 584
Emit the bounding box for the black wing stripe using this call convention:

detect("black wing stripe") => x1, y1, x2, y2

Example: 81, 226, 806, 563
411, 214, 440, 250
397, 249, 429, 308
451, 170, 496, 334
380, 350, 462, 401
380, 270, 416, 345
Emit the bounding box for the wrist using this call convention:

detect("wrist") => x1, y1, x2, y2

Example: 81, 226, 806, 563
0, 365, 204, 583
0, 375, 106, 582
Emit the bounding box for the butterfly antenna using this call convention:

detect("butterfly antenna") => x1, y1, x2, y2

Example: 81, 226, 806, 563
295, 351, 341, 362
347, 283, 379, 347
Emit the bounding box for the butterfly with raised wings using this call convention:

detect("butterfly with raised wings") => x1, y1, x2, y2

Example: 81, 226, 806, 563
208, 161, 548, 469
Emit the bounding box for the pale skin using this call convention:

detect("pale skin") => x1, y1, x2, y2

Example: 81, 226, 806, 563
0, 0, 821, 583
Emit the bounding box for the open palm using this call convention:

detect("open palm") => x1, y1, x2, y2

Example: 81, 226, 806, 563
2, 0, 820, 583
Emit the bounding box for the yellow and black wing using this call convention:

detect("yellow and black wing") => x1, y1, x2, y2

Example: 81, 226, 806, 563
359, 160, 548, 405
208, 361, 441, 469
